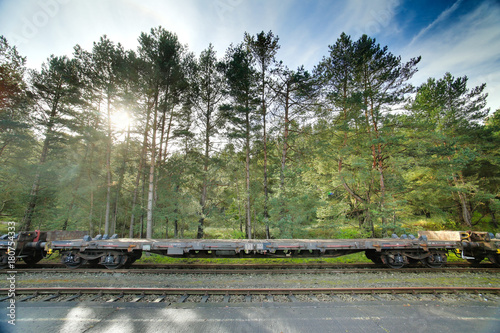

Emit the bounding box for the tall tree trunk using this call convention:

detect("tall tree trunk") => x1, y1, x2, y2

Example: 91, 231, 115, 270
197, 101, 211, 239
457, 173, 472, 227
155, 104, 174, 209
22, 95, 60, 231
88, 140, 96, 237
448, 165, 472, 228
278, 84, 290, 239
89, 188, 94, 236
369, 99, 386, 224
155, 98, 168, 207
62, 146, 89, 230
245, 103, 252, 239
279, 89, 289, 192
234, 176, 243, 233
491, 210, 497, 229
262, 68, 270, 239
111, 123, 131, 234
129, 104, 152, 238
338, 84, 366, 205
23, 173, 41, 231
104, 95, 113, 235
146, 93, 159, 238
140, 168, 147, 238
457, 192, 472, 227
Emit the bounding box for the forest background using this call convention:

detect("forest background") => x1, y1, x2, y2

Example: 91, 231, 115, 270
1, 27, 499, 240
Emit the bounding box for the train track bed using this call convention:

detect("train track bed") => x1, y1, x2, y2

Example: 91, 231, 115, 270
7, 261, 497, 270
4, 266, 500, 275
11, 269, 500, 291
3, 287, 500, 304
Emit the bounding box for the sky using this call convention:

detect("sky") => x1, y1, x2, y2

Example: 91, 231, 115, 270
1, 0, 499, 112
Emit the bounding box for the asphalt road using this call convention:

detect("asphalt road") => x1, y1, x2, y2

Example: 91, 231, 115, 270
1, 301, 499, 333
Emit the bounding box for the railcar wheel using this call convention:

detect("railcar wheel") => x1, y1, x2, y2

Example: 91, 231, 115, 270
123, 257, 136, 268
123, 251, 142, 268
466, 256, 484, 266
421, 253, 447, 268
61, 251, 87, 269
488, 254, 500, 267
365, 251, 383, 265
101, 251, 128, 269
22, 251, 44, 267
383, 253, 406, 269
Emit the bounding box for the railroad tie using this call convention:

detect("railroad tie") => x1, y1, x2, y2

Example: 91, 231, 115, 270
41, 293, 60, 302
64, 292, 82, 302
178, 294, 189, 303
152, 294, 166, 303
131, 292, 145, 303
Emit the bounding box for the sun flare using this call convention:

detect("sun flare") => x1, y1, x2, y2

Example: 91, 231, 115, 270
111, 110, 131, 132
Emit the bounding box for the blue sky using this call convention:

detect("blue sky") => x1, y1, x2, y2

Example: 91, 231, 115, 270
1, 0, 499, 112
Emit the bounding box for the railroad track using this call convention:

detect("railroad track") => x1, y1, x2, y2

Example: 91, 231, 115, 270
4, 261, 499, 274
3, 266, 500, 275
2, 287, 499, 303
9, 262, 495, 270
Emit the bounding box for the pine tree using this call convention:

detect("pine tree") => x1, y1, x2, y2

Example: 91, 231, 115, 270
187, 44, 226, 238
221, 43, 258, 239
315, 33, 420, 235
408, 73, 489, 227
137, 27, 186, 238
244, 31, 280, 238
22, 56, 82, 230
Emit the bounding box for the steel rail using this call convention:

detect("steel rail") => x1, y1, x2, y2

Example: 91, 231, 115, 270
2, 286, 500, 295
2, 267, 499, 275
6, 261, 495, 270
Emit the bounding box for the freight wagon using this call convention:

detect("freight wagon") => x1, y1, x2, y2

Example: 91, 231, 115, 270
1, 230, 499, 270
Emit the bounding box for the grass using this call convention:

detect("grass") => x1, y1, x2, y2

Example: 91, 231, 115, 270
42, 250, 471, 266
136, 251, 372, 265
0, 222, 10, 234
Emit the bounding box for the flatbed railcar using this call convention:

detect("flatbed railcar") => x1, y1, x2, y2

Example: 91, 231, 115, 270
1, 230, 499, 270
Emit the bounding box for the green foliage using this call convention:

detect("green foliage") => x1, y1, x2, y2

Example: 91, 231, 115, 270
0, 31, 498, 239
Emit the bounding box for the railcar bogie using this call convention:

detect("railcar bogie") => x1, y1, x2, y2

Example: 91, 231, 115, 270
420, 251, 447, 268
100, 251, 129, 269
61, 251, 87, 269
57, 249, 143, 269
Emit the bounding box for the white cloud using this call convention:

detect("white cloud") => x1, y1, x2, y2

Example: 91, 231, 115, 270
340, 0, 402, 38
408, 0, 463, 47
0, 0, 497, 112
401, 1, 500, 111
